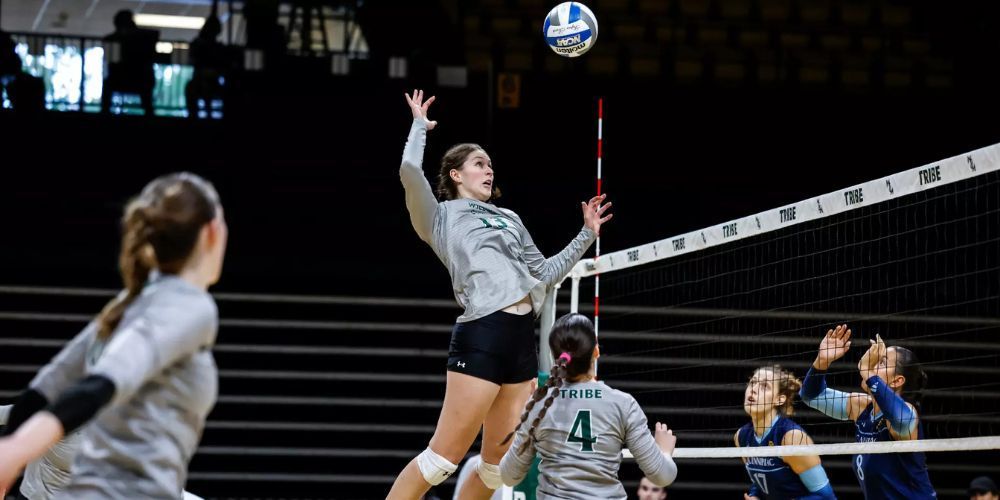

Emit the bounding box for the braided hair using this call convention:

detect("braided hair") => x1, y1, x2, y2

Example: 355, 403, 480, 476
500, 313, 598, 455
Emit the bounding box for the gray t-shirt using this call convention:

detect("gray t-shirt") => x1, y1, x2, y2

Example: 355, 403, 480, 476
29, 274, 219, 499
20, 432, 82, 500
499, 380, 677, 499
400, 118, 597, 322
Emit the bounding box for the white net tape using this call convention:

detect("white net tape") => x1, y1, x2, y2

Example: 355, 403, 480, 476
624, 435, 1000, 459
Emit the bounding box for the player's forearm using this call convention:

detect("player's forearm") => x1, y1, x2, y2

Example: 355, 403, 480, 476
399, 119, 437, 242
865, 375, 917, 437
538, 227, 596, 285
798, 464, 834, 498
799, 368, 851, 420
6, 411, 65, 466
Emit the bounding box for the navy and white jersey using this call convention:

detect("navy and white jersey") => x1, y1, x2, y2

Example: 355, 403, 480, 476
853, 404, 936, 500
738, 416, 812, 500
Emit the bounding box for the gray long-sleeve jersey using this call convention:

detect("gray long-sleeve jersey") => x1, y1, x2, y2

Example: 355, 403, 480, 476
499, 380, 677, 499
29, 274, 219, 499
400, 118, 596, 322
0, 405, 80, 500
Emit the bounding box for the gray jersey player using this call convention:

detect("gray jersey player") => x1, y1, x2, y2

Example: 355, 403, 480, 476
389, 90, 613, 500
0, 173, 226, 499
500, 313, 677, 499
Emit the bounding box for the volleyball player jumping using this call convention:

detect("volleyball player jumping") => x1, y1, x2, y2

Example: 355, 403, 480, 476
388, 90, 612, 499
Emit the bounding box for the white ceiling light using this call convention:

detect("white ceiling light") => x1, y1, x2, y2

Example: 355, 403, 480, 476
134, 14, 206, 30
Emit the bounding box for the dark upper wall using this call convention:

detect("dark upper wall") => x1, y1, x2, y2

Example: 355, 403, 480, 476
3, 1, 999, 298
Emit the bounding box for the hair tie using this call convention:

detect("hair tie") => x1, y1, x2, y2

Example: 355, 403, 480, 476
558, 352, 572, 364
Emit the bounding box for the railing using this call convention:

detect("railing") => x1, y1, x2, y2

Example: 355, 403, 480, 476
2, 29, 369, 117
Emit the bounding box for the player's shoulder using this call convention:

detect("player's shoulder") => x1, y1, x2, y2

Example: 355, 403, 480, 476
736, 422, 754, 444
592, 381, 640, 412
775, 415, 803, 433
497, 206, 521, 221
776, 417, 811, 445
148, 275, 218, 321
594, 380, 630, 400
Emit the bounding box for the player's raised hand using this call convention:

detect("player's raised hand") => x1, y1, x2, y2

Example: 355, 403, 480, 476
404, 89, 437, 130
814, 324, 852, 370
583, 194, 613, 234
859, 333, 888, 382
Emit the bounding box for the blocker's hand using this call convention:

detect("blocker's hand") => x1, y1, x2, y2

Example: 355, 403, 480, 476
813, 324, 852, 371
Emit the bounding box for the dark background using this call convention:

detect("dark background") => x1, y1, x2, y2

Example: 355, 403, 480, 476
2, 0, 1000, 498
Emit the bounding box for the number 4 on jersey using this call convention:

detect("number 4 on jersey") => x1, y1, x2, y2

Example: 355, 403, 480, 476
567, 409, 598, 452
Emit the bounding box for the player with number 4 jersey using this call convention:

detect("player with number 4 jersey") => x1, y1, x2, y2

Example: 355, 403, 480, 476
499, 314, 677, 499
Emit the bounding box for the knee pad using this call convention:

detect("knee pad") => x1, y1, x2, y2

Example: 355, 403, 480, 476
416, 448, 458, 486
477, 460, 503, 489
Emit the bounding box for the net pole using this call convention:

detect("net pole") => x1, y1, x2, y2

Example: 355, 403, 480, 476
538, 283, 560, 373
569, 276, 580, 314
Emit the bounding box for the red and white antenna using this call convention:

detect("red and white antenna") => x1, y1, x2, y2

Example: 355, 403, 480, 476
594, 97, 603, 339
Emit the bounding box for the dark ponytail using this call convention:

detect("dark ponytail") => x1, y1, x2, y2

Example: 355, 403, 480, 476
500, 313, 598, 455
892, 346, 928, 408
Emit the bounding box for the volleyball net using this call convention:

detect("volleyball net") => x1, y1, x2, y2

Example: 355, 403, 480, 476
556, 142, 1000, 463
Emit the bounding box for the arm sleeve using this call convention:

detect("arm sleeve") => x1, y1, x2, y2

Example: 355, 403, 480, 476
45, 374, 116, 433
0, 389, 48, 436
29, 321, 98, 402
624, 397, 677, 487
500, 423, 535, 486
399, 118, 439, 244
521, 222, 597, 287
798, 463, 833, 495
797, 483, 836, 500
90, 293, 217, 408
865, 375, 918, 436
0, 404, 10, 425
799, 367, 851, 421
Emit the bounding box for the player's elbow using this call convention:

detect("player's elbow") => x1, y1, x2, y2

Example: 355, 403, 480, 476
499, 455, 528, 486
644, 458, 677, 487
400, 160, 420, 173
646, 469, 676, 488
500, 466, 525, 487
399, 161, 423, 186
890, 419, 918, 439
